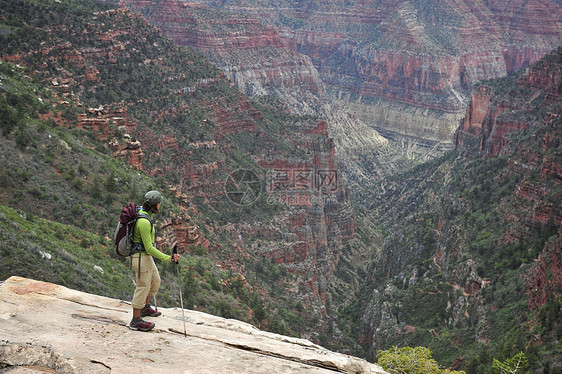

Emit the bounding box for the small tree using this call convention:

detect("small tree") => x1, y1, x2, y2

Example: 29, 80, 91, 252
492, 352, 529, 374
377, 346, 466, 374
90, 175, 103, 200
104, 169, 118, 192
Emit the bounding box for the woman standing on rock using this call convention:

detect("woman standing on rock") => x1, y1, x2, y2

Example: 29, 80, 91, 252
129, 190, 180, 332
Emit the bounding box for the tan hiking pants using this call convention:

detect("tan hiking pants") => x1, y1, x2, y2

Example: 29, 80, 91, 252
131, 254, 161, 309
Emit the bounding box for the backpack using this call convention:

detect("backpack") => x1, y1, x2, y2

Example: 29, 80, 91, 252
114, 202, 153, 257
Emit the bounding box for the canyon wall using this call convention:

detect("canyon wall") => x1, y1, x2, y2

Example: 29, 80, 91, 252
118, 0, 325, 114
114, 0, 391, 175
256, 121, 356, 307
187, 0, 561, 160
356, 47, 561, 369
455, 46, 562, 158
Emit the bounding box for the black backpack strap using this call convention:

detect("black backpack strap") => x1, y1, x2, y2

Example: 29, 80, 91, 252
132, 213, 154, 250
138, 251, 141, 280
133, 213, 153, 276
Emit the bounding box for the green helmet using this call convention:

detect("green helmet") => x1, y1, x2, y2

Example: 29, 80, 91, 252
144, 190, 163, 206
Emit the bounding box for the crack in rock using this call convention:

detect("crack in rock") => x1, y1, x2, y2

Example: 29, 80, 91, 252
168, 328, 364, 373
71, 313, 126, 326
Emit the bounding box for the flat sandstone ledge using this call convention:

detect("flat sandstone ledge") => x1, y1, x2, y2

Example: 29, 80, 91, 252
0, 276, 388, 374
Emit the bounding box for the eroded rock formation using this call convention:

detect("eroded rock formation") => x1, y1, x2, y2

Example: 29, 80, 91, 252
113, 0, 392, 179
158, 0, 561, 159
455, 47, 562, 158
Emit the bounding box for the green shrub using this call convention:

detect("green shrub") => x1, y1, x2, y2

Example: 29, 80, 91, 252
377, 346, 466, 374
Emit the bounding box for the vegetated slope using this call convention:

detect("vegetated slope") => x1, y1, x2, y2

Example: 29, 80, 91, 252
0, 28, 255, 323
0, 54, 154, 301
355, 48, 561, 372
0, 0, 376, 344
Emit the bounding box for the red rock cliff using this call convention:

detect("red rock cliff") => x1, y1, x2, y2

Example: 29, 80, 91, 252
455, 47, 562, 157
455, 48, 562, 316
182, 0, 562, 146
256, 121, 356, 306
118, 0, 325, 107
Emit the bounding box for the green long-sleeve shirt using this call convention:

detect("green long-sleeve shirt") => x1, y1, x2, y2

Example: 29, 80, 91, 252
132, 208, 171, 262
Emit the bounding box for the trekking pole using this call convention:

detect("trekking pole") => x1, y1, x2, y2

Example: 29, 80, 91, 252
173, 245, 187, 337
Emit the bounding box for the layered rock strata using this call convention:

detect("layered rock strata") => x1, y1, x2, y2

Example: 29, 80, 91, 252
455, 47, 562, 157
188, 0, 562, 158
118, 0, 325, 113
257, 121, 356, 306
115, 0, 391, 169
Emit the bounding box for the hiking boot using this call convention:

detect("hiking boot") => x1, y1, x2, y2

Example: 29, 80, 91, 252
141, 304, 162, 317
129, 317, 155, 332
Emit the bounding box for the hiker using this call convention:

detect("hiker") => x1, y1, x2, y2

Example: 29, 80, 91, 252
129, 190, 180, 332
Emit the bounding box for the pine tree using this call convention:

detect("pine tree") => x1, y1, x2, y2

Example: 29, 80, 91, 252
492, 352, 529, 374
